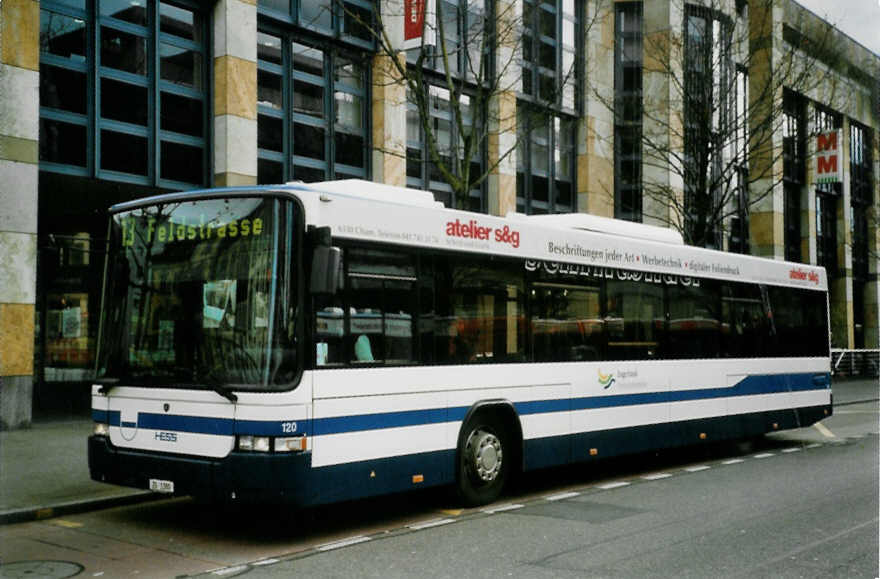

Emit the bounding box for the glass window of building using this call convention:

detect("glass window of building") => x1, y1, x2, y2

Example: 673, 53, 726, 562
850, 122, 873, 281
728, 65, 750, 254
614, 2, 642, 222
521, 0, 577, 110
406, 85, 483, 211
849, 122, 872, 347
404, 1, 486, 82
813, 105, 841, 275
37, 0, 208, 414
516, 1, 578, 215
782, 90, 806, 262
256, 0, 374, 49
516, 104, 575, 214
39, 0, 209, 187
683, 5, 732, 248
257, 31, 369, 184
404, 1, 489, 210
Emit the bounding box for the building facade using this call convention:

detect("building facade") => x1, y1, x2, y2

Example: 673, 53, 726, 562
1, 0, 877, 428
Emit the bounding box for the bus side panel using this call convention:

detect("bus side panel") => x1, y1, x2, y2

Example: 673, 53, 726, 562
309, 450, 456, 506
568, 361, 670, 463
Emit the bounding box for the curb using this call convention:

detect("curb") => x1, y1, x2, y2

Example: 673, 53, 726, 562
835, 397, 879, 407
0, 491, 161, 526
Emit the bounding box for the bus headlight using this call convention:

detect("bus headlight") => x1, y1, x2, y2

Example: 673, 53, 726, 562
237, 435, 271, 452
94, 422, 109, 437
237, 435, 306, 452
274, 436, 307, 452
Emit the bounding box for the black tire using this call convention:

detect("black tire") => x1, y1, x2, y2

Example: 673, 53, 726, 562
456, 412, 510, 507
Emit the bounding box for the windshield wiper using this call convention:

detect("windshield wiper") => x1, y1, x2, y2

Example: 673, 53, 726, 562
96, 377, 120, 395
208, 382, 238, 403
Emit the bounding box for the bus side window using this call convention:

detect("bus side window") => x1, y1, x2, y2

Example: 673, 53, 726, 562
766, 286, 829, 357
665, 280, 721, 359
721, 282, 771, 357
605, 278, 663, 360
530, 283, 602, 362
349, 276, 385, 363
434, 256, 525, 364
347, 248, 416, 365
315, 298, 345, 366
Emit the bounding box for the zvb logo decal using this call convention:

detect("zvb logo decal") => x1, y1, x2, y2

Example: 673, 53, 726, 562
598, 370, 615, 389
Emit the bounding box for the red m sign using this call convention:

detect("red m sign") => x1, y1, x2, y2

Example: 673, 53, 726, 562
815, 130, 841, 184
817, 155, 838, 174
816, 131, 838, 152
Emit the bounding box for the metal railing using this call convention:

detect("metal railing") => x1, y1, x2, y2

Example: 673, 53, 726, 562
831, 349, 880, 378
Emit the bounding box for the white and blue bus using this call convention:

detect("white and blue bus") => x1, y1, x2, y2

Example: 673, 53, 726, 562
89, 180, 831, 507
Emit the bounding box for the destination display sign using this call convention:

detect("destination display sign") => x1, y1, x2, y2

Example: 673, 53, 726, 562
121, 215, 265, 247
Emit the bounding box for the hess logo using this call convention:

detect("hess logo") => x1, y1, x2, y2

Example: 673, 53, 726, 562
154, 432, 178, 443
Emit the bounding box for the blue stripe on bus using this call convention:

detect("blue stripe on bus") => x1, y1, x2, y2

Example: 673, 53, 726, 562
91, 372, 830, 438
137, 414, 234, 435
517, 372, 826, 416
311, 407, 448, 436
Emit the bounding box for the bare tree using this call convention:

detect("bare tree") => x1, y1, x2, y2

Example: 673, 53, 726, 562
340, 0, 578, 209
587, 0, 848, 248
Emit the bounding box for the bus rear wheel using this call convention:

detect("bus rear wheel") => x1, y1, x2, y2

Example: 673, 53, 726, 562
456, 413, 510, 506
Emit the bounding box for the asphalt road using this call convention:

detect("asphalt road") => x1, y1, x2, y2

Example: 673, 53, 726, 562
0, 400, 877, 579
202, 408, 878, 579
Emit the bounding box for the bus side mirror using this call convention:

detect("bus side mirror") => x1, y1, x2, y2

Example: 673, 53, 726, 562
311, 246, 341, 295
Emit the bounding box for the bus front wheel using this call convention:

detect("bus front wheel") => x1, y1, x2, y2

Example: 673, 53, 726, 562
456, 413, 510, 506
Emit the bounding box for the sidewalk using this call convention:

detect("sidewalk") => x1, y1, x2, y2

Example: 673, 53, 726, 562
0, 420, 154, 525
1, 377, 877, 525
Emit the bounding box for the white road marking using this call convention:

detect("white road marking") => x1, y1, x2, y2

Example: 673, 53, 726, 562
684, 465, 710, 472
212, 566, 249, 576
722, 458, 745, 465
482, 503, 525, 514
642, 473, 673, 480
596, 481, 631, 490
781, 447, 801, 453
544, 491, 581, 501
813, 422, 836, 438
408, 518, 455, 530
317, 535, 372, 551
753, 453, 775, 459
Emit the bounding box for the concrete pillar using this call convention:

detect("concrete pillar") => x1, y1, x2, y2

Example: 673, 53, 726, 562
641, 0, 684, 230
487, 90, 517, 217
485, 0, 518, 217
579, 0, 614, 218
0, 0, 39, 429
213, 0, 257, 187
748, 0, 785, 259
372, 53, 407, 188
370, 2, 407, 188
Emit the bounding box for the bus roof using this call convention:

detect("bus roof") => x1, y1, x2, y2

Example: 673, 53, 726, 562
293, 180, 827, 292
109, 180, 828, 292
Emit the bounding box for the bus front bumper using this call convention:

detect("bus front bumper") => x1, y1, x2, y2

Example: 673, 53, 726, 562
88, 435, 316, 505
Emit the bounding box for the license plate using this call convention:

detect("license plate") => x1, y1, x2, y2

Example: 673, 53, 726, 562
149, 478, 175, 494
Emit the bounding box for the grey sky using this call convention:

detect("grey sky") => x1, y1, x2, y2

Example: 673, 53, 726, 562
794, 0, 880, 56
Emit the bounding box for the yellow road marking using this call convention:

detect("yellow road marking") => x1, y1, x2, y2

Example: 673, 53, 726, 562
52, 519, 83, 528
813, 421, 836, 438
439, 509, 462, 516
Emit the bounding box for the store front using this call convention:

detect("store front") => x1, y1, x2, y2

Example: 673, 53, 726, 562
33, 173, 162, 419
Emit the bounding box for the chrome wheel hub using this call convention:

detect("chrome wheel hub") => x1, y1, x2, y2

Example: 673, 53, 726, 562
467, 429, 503, 482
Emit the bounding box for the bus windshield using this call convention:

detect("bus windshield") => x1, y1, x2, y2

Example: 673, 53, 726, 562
96, 196, 298, 391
